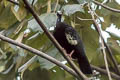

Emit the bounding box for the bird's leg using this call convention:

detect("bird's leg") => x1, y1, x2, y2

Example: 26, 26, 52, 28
69, 50, 74, 58
67, 50, 76, 60
62, 48, 75, 60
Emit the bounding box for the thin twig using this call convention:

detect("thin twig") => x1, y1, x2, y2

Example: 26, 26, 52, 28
7, 0, 19, 5
77, 17, 93, 21
0, 34, 79, 78
88, 4, 112, 80
54, 0, 59, 13
93, 1, 120, 13
23, 0, 89, 79
14, 19, 28, 34
88, 3, 120, 75
18, 55, 37, 73
101, 38, 112, 80
18, 55, 37, 79
47, 0, 51, 13
91, 65, 120, 80
0, 62, 15, 74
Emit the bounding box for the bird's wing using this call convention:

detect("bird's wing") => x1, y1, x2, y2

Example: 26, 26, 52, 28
65, 27, 79, 46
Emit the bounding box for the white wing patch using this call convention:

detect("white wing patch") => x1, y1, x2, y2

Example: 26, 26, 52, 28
65, 33, 78, 45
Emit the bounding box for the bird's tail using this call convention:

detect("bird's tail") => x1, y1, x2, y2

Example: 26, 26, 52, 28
77, 56, 92, 74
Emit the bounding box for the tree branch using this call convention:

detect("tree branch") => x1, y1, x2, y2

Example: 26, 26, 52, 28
0, 34, 79, 78
1, 34, 120, 79
88, 4, 120, 75
22, 0, 89, 79
91, 65, 120, 80
54, 0, 59, 13
93, 1, 120, 13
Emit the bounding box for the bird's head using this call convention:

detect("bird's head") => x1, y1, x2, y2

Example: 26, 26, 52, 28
57, 11, 63, 22
57, 11, 62, 17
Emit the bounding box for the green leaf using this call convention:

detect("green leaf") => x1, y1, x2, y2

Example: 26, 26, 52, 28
50, 66, 76, 80
50, 66, 65, 80
3, 21, 20, 37
106, 31, 120, 40
25, 33, 49, 49
0, 3, 17, 29
23, 68, 50, 80
81, 27, 104, 66
97, 0, 120, 29
37, 45, 64, 70
28, 13, 57, 32
107, 38, 120, 55
107, 38, 120, 63
62, 4, 84, 16
11, 5, 27, 21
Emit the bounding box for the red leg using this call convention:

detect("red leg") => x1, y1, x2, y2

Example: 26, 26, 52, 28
69, 50, 74, 58
67, 50, 77, 60
62, 48, 75, 60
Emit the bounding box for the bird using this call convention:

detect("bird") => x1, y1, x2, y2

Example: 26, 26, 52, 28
53, 11, 92, 74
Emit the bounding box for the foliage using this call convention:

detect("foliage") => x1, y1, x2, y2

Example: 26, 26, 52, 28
0, 0, 120, 80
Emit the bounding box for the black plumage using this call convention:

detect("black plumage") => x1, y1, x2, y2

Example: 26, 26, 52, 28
53, 11, 92, 74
